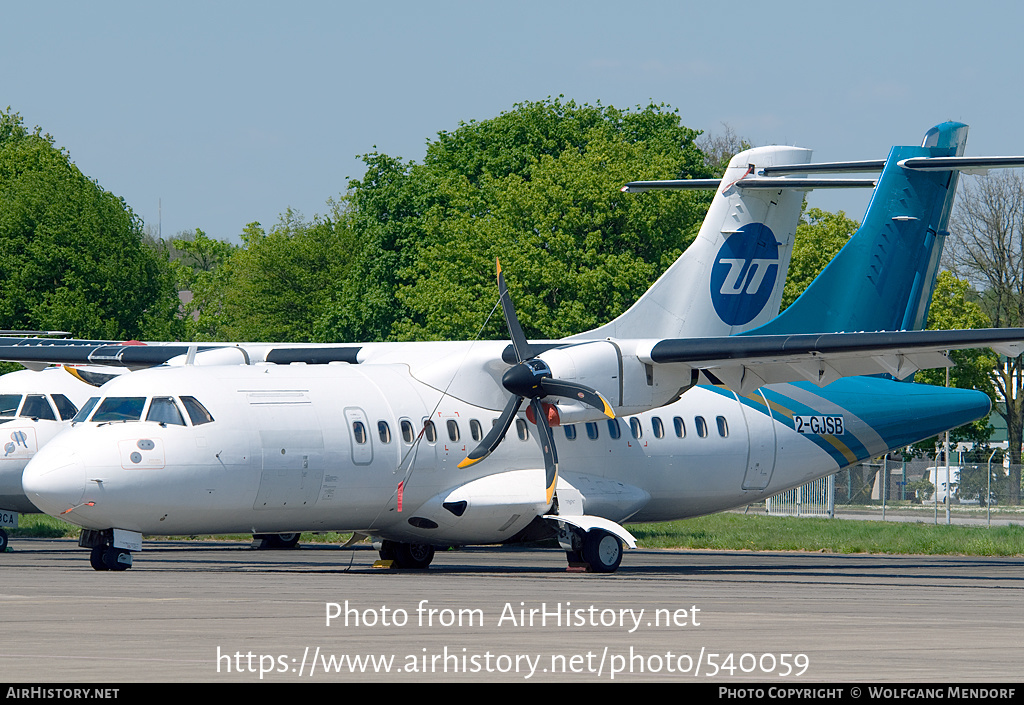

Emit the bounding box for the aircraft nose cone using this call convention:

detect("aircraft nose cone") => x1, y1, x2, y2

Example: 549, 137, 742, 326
22, 445, 87, 518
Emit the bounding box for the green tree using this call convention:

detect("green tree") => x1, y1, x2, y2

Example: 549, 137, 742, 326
317, 97, 714, 343
0, 109, 180, 340
164, 228, 237, 340
780, 207, 860, 310
191, 207, 356, 342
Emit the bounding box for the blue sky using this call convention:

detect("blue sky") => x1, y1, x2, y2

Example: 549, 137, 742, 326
4, 1, 1023, 241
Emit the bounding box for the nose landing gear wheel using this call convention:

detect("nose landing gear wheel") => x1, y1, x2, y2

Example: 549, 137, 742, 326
90, 546, 108, 571
0, 528, 8, 552
90, 545, 132, 571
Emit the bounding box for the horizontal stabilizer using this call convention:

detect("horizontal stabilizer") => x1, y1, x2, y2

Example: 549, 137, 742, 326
622, 177, 875, 192
898, 155, 1024, 174
760, 159, 887, 175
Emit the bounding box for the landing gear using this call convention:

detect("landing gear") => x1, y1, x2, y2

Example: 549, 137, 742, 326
89, 545, 132, 571
379, 540, 435, 569
0, 528, 8, 552
252, 533, 301, 549
80, 528, 137, 571
581, 529, 623, 573
556, 523, 625, 573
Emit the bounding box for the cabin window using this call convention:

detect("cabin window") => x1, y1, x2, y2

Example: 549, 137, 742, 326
586, 422, 599, 440
516, 418, 529, 441
401, 419, 415, 443
21, 395, 56, 421
652, 416, 665, 439
470, 419, 482, 441
717, 416, 729, 438
51, 394, 78, 420
352, 421, 367, 444
607, 419, 621, 439
695, 416, 708, 438
72, 397, 99, 423
629, 417, 642, 439
92, 397, 146, 423
423, 420, 437, 443
673, 416, 685, 438
180, 396, 215, 425
447, 419, 460, 442
146, 397, 186, 426
378, 421, 392, 444
563, 424, 576, 440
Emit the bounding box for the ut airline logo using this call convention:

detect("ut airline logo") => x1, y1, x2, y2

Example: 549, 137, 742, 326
709, 222, 780, 326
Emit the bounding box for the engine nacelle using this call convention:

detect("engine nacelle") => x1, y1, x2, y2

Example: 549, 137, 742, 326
538, 340, 695, 417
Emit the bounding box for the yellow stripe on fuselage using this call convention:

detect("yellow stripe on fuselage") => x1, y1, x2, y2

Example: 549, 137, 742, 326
743, 391, 858, 465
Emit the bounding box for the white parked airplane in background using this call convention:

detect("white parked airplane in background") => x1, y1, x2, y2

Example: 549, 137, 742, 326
8, 122, 1024, 573
0, 366, 94, 550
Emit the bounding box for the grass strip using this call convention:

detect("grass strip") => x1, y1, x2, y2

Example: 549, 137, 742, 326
10, 511, 1024, 556
628, 513, 1024, 555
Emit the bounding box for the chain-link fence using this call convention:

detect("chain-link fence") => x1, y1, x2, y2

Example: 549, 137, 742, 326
766, 454, 1024, 525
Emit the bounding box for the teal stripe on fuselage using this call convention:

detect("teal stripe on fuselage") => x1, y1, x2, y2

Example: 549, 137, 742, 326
702, 376, 991, 469
702, 383, 863, 467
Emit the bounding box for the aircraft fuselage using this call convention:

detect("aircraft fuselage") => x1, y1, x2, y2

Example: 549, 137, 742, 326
22, 360, 990, 548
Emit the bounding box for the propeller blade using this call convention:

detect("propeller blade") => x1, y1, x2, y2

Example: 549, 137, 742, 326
458, 394, 523, 468
497, 259, 529, 363
538, 377, 615, 418
529, 398, 559, 505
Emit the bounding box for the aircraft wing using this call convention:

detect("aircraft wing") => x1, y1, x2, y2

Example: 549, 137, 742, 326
0, 339, 215, 369
634, 328, 1024, 395
0, 338, 365, 370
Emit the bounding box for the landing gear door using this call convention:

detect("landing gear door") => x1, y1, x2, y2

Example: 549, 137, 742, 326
740, 391, 776, 490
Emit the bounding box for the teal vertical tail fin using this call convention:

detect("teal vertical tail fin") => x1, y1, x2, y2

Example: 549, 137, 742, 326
749, 122, 969, 336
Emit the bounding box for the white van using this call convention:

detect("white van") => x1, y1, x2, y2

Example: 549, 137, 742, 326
922, 466, 961, 504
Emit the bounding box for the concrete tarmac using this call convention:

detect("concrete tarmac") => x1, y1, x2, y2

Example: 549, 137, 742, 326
1, 539, 1022, 683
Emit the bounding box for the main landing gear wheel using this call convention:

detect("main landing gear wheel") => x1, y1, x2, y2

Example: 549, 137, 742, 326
0, 528, 8, 552
251, 533, 302, 549
581, 529, 623, 573
266, 533, 300, 549
379, 540, 435, 569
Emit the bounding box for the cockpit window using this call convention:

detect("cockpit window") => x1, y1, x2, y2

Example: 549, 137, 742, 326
51, 394, 78, 421
72, 397, 99, 423
0, 395, 22, 417
91, 397, 146, 423
180, 396, 214, 425
146, 397, 186, 426
20, 395, 56, 421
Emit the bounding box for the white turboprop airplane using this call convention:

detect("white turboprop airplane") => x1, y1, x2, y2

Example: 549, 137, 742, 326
11, 122, 1024, 573
0, 142, 819, 550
